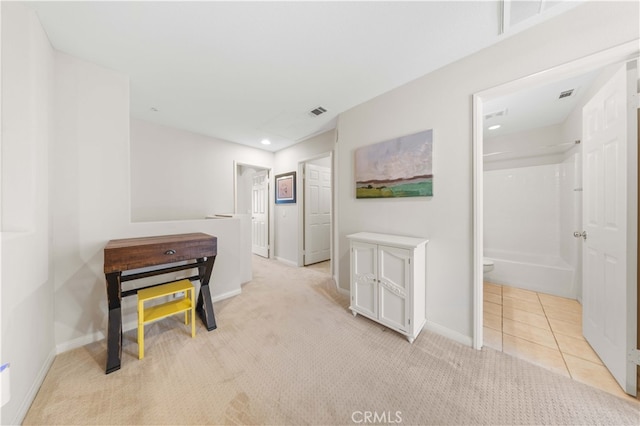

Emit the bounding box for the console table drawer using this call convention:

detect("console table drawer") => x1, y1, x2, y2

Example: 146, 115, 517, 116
104, 232, 217, 273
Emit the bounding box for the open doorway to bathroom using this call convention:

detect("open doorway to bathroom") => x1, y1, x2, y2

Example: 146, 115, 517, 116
473, 44, 638, 401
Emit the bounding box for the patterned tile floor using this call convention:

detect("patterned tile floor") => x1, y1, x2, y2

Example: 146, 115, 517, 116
483, 281, 638, 403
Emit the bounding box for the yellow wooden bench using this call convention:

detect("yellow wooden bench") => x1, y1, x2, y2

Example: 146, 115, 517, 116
137, 279, 195, 359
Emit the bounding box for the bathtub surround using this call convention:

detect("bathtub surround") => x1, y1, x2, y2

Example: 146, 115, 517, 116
484, 160, 579, 298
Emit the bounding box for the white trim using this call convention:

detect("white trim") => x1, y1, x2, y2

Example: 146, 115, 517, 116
472, 40, 640, 352
624, 59, 639, 395
274, 256, 298, 267
333, 119, 342, 291
56, 331, 105, 354
424, 321, 473, 347
499, 1, 584, 42
501, 0, 510, 34
211, 288, 242, 304
56, 289, 242, 354
477, 40, 640, 100
472, 93, 484, 351
12, 349, 55, 426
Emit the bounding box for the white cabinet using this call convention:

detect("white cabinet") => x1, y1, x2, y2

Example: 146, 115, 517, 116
347, 232, 428, 343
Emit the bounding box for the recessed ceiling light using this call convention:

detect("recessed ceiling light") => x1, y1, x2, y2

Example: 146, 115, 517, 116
488, 124, 501, 130
261, 139, 271, 145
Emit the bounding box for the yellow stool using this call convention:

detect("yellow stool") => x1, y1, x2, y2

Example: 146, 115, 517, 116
137, 279, 196, 359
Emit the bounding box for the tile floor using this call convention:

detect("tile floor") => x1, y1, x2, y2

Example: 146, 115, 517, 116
483, 281, 638, 404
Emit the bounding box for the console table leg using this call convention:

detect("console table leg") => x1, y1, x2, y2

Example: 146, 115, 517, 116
106, 307, 122, 373
105, 272, 122, 374
197, 285, 217, 331
196, 256, 217, 331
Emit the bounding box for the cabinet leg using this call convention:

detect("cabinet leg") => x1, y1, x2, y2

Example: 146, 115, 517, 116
407, 336, 415, 344
352, 311, 357, 317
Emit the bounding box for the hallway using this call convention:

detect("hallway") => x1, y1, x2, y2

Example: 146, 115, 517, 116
483, 282, 637, 403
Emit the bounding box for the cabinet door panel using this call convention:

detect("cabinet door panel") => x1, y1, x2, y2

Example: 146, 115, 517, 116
351, 242, 378, 317
378, 245, 410, 331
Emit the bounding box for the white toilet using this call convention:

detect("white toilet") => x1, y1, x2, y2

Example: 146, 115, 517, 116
483, 258, 494, 274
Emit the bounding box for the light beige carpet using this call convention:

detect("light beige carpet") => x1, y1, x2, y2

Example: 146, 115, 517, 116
24, 256, 639, 425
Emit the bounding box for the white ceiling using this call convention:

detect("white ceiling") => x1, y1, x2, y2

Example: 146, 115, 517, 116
483, 69, 601, 138
23, 1, 575, 152
482, 68, 602, 162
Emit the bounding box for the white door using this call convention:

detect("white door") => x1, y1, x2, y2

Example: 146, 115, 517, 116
582, 62, 637, 395
351, 241, 378, 318
378, 245, 410, 332
251, 170, 269, 258
304, 163, 331, 265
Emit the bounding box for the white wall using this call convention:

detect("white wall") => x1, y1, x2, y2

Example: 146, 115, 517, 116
335, 1, 639, 345
273, 130, 335, 265
53, 55, 254, 346
130, 118, 273, 222
52, 51, 132, 351
1, 3, 54, 424
0, 15, 257, 424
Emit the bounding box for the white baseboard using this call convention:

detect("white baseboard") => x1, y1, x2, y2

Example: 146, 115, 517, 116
56, 331, 105, 354
424, 320, 473, 347
56, 289, 242, 355
211, 288, 241, 303
13, 348, 56, 426
274, 256, 297, 267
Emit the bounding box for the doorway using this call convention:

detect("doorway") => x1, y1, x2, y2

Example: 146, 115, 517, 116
234, 162, 272, 258
298, 153, 333, 272
473, 43, 638, 398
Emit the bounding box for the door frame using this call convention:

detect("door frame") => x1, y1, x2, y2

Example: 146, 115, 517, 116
234, 161, 274, 259
297, 152, 334, 271
472, 41, 640, 350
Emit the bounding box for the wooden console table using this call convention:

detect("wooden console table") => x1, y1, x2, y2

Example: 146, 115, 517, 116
103, 232, 217, 374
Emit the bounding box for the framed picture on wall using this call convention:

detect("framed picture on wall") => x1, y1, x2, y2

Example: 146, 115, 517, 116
355, 129, 433, 199
275, 171, 296, 204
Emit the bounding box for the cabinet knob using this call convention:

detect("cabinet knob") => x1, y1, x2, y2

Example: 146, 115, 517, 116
164, 249, 176, 255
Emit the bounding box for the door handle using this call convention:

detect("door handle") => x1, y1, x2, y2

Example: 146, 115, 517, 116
573, 231, 587, 240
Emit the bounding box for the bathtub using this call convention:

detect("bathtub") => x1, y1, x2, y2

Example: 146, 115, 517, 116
483, 249, 576, 299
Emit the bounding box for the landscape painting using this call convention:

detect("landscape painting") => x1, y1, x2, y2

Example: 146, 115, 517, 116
355, 129, 433, 198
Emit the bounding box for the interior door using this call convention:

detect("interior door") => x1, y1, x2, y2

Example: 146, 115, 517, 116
582, 62, 637, 395
251, 170, 269, 258
304, 163, 331, 265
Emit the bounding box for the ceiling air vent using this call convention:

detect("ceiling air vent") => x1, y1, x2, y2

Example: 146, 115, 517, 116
559, 89, 574, 99
484, 109, 508, 120
309, 106, 327, 117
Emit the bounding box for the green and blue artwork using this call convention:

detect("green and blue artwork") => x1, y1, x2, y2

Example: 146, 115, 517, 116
355, 129, 433, 199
